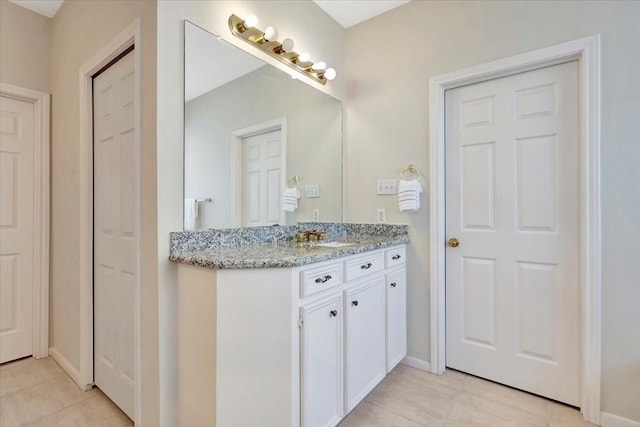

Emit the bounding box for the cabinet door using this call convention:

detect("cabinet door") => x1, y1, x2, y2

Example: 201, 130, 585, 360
344, 277, 386, 412
300, 294, 344, 427
386, 268, 407, 372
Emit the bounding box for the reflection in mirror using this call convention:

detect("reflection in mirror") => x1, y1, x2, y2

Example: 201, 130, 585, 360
184, 21, 343, 230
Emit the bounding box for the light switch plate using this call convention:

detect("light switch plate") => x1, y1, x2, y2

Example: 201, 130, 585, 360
305, 184, 320, 198
377, 179, 397, 195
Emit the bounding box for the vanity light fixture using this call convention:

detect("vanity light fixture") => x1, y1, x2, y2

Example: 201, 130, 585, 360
298, 52, 310, 63
229, 14, 336, 85
311, 61, 326, 72
242, 14, 258, 30
263, 26, 278, 42
281, 38, 295, 53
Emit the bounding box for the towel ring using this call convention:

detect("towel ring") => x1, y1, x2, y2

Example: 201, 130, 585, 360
399, 164, 421, 181
287, 176, 300, 189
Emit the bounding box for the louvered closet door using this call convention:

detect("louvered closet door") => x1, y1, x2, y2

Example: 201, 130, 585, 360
445, 61, 580, 405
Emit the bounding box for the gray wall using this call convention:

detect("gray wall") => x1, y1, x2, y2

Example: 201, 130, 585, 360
345, 0, 639, 421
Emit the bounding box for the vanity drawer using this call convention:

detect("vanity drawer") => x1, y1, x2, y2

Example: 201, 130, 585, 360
300, 262, 343, 298
386, 246, 406, 269
344, 251, 385, 281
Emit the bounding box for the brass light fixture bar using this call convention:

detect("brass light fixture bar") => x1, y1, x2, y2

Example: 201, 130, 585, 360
228, 14, 335, 86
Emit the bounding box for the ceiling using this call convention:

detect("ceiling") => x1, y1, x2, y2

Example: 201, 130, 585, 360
8, 0, 63, 18
312, 0, 410, 28
9, 0, 410, 27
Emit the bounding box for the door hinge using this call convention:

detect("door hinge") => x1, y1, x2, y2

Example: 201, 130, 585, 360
298, 316, 304, 329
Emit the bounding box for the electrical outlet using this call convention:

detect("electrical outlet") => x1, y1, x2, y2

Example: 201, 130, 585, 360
305, 184, 320, 198
377, 179, 397, 195
312, 209, 320, 221
377, 208, 386, 223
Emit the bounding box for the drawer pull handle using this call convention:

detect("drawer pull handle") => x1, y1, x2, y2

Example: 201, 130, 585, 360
351, 300, 359, 307
330, 310, 338, 317
392, 254, 401, 260
361, 263, 372, 270
315, 274, 332, 284
390, 282, 397, 288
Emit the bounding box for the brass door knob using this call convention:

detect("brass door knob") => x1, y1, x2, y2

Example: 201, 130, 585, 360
448, 238, 460, 248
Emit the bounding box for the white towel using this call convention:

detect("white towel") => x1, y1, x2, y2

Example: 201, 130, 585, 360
283, 188, 300, 212
184, 198, 198, 230
398, 180, 423, 212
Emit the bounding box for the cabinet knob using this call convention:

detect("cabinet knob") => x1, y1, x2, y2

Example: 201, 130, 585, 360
330, 310, 338, 317
360, 263, 372, 270
392, 254, 401, 260
315, 274, 332, 284
351, 300, 359, 307
390, 282, 397, 288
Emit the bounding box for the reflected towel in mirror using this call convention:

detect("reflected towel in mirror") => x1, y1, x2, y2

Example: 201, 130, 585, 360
184, 198, 198, 230
283, 188, 300, 212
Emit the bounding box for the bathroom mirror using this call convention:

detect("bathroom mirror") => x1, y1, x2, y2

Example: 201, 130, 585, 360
184, 21, 343, 230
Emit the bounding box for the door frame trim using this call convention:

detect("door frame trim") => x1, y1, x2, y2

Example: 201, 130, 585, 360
0, 82, 50, 360
78, 18, 142, 423
428, 35, 601, 424
230, 117, 287, 227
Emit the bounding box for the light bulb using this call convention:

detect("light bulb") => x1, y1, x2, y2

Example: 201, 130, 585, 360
298, 52, 311, 63
243, 14, 257, 28
281, 38, 295, 52
312, 61, 326, 72
263, 26, 278, 42
324, 68, 337, 81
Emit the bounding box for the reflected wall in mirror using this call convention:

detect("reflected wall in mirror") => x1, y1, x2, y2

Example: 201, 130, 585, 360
184, 21, 343, 230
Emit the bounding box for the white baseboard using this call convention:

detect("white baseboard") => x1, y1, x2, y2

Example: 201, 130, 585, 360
49, 347, 90, 391
601, 412, 640, 427
401, 356, 431, 372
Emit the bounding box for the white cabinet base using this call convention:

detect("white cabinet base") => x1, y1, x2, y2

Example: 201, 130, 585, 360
176, 245, 407, 426
300, 295, 344, 427
386, 267, 407, 372
344, 277, 386, 412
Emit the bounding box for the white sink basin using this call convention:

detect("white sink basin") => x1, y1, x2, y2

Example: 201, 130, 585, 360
315, 241, 354, 248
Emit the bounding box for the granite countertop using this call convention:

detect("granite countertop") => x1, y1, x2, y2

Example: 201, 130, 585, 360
169, 223, 409, 269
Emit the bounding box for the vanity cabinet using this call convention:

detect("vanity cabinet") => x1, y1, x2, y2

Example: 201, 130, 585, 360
343, 277, 386, 412
300, 295, 344, 427
176, 244, 407, 427
386, 267, 407, 372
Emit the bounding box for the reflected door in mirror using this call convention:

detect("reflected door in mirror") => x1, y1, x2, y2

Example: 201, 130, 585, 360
242, 129, 283, 226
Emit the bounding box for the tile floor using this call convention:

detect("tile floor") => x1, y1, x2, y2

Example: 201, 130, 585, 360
1, 357, 594, 427
340, 364, 596, 427
0, 357, 132, 427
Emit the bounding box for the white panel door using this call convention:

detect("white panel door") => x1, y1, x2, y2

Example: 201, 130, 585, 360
445, 61, 580, 405
0, 95, 34, 363
344, 277, 386, 412
300, 294, 344, 427
242, 129, 283, 226
93, 50, 136, 419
